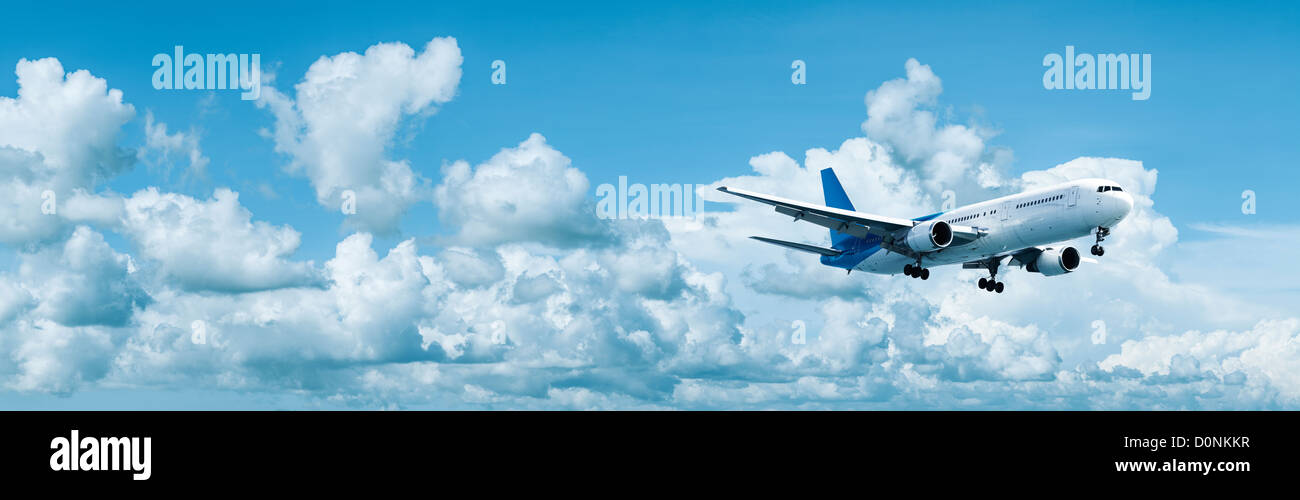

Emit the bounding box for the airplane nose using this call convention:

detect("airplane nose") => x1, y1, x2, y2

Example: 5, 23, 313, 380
1107, 191, 1134, 223
1118, 192, 1134, 216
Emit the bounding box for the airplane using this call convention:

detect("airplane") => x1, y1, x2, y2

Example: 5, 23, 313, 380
716, 168, 1134, 293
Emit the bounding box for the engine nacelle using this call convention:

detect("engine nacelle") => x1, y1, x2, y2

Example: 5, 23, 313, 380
904, 220, 953, 252
1026, 246, 1081, 276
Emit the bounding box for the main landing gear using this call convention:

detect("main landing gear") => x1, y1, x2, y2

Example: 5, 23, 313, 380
1091, 226, 1110, 256
903, 262, 930, 280
976, 259, 1004, 293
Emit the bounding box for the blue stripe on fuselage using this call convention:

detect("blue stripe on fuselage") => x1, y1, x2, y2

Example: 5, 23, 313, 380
818, 211, 946, 270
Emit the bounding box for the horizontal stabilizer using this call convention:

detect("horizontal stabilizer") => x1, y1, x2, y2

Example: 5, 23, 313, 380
750, 236, 842, 256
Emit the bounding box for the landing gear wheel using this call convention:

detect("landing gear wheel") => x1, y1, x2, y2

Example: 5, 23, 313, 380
1093, 227, 1110, 257
977, 277, 1003, 292
920, 269, 930, 280
904, 264, 913, 275
973, 257, 1006, 293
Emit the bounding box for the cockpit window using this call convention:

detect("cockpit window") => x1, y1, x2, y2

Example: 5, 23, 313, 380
1111, 186, 1122, 192
1097, 186, 1121, 192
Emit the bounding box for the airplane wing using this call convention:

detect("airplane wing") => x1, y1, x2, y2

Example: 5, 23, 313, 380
749, 236, 842, 256
716, 186, 984, 243
962, 248, 1096, 275
948, 228, 984, 246
1007, 247, 1099, 267
962, 256, 1005, 270
1009, 247, 1042, 267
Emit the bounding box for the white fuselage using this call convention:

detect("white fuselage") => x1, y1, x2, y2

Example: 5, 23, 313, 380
854, 178, 1134, 274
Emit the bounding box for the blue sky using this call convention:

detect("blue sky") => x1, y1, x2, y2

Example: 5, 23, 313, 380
5, 1, 1296, 245
1, 1, 1298, 409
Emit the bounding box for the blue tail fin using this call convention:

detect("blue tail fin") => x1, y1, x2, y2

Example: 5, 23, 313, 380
820, 168, 856, 249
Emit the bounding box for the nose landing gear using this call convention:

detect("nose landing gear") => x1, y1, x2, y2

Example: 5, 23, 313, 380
1091, 226, 1110, 256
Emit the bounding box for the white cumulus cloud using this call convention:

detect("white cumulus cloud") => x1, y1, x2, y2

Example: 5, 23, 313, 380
0, 57, 134, 245
259, 38, 463, 234
120, 187, 322, 293
434, 133, 613, 247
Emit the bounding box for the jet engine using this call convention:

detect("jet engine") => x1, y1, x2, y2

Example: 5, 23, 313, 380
904, 220, 953, 252
1026, 246, 1081, 276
